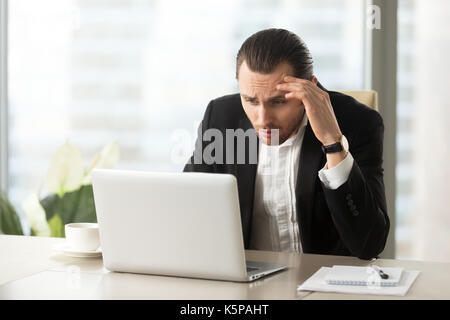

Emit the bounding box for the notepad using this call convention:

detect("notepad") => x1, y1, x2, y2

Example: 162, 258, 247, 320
298, 267, 420, 296
324, 265, 404, 287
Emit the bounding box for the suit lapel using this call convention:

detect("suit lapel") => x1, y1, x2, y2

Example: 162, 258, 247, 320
236, 116, 258, 248
295, 123, 325, 253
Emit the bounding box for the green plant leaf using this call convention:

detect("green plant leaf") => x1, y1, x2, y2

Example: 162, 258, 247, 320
0, 189, 24, 235
40, 185, 97, 227
48, 214, 64, 238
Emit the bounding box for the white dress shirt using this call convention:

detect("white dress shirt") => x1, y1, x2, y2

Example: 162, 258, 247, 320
249, 113, 354, 253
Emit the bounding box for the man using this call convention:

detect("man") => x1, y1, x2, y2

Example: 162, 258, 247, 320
184, 28, 389, 260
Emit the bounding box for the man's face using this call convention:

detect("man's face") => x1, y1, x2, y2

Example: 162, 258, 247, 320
237, 60, 305, 145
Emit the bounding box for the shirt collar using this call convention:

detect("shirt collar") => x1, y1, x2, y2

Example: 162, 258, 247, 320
277, 111, 309, 147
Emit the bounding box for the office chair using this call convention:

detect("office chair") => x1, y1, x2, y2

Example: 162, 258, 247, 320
334, 90, 378, 111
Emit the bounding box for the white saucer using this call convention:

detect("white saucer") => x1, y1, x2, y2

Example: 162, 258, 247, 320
53, 243, 102, 258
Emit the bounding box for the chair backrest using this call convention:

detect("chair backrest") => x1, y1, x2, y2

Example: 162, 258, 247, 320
333, 90, 378, 111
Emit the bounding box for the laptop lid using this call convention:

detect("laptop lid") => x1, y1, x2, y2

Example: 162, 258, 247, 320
91, 169, 248, 281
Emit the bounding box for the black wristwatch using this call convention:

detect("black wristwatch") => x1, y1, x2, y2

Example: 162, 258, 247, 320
321, 135, 349, 154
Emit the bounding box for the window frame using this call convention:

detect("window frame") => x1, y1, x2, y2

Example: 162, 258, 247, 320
364, 0, 398, 259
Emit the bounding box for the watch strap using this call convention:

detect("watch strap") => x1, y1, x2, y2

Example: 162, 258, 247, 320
321, 142, 343, 154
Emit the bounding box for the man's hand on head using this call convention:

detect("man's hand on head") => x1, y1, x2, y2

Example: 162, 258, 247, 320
276, 76, 342, 146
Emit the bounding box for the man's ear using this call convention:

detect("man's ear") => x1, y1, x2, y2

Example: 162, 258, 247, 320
311, 75, 318, 85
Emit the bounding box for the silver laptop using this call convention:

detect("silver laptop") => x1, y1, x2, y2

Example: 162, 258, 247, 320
91, 169, 287, 282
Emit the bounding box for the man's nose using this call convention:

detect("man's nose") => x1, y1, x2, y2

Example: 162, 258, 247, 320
258, 105, 273, 128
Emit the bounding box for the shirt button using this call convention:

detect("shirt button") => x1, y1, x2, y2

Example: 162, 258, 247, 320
350, 205, 356, 211
347, 199, 354, 206
352, 210, 360, 217
346, 194, 352, 200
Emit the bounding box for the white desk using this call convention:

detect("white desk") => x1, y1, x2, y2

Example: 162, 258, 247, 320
1, 235, 449, 299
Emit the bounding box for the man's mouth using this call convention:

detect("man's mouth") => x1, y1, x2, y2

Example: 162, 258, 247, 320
259, 128, 279, 138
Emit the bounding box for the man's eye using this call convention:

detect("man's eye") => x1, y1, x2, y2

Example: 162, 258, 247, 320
273, 100, 286, 105
247, 100, 258, 105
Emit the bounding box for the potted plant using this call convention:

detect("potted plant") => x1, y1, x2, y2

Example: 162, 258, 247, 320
0, 141, 119, 237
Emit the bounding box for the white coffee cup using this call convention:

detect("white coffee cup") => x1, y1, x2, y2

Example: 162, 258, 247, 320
65, 223, 100, 251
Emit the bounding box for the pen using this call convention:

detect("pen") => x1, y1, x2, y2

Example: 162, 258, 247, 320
370, 264, 389, 279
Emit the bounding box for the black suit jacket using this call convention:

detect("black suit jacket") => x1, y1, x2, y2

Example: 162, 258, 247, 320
183, 83, 389, 260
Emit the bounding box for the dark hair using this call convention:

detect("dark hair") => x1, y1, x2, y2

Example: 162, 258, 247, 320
236, 28, 313, 80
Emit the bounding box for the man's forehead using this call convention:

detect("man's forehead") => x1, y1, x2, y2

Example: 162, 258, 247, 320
238, 60, 293, 98
239, 75, 286, 100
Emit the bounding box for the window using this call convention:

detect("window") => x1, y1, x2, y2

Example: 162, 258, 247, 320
396, 0, 416, 259
396, 0, 450, 262
7, 0, 365, 232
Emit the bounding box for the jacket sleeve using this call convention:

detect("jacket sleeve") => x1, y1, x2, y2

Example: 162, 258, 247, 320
321, 112, 390, 260
183, 99, 216, 173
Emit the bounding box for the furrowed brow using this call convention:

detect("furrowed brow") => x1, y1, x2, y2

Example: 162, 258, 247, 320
241, 94, 286, 102
268, 95, 286, 101
241, 94, 256, 100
